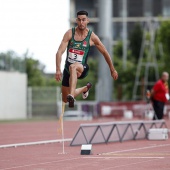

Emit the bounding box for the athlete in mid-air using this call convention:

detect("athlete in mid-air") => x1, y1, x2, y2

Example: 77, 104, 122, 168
55, 10, 118, 107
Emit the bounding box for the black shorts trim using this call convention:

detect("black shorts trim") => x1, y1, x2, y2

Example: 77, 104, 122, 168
78, 64, 89, 79
62, 64, 89, 87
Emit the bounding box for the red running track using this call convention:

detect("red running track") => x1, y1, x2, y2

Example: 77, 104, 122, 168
0, 118, 170, 170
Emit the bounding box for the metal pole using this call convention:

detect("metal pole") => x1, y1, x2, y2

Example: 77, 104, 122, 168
58, 93, 66, 154
122, 0, 127, 70
96, 0, 113, 101
27, 87, 32, 119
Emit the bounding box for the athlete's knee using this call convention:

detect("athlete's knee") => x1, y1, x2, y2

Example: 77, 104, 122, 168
69, 64, 77, 72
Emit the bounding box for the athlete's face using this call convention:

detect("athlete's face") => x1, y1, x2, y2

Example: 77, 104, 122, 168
76, 15, 89, 30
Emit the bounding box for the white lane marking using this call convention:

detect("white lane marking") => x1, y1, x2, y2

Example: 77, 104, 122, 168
0, 138, 72, 149
0, 157, 80, 170
99, 143, 170, 155
83, 156, 164, 159
101, 159, 162, 170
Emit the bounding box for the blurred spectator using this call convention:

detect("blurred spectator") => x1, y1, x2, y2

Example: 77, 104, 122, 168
151, 72, 169, 120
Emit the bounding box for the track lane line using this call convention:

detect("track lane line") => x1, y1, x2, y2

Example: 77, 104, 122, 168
0, 157, 80, 170
101, 158, 162, 170
83, 156, 164, 159
99, 143, 170, 155
0, 138, 72, 149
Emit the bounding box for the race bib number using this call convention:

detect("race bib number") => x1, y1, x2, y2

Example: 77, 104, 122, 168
68, 48, 84, 63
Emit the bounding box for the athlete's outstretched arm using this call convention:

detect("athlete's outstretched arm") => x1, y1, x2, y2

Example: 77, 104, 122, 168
91, 33, 118, 80
55, 29, 72, 82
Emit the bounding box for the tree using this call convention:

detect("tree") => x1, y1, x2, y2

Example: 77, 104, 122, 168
0, 50, 52, 86
25, 57, 46, 86
158, 20, 170, 55
113, 42, 137, 100
129, 23, 143, 63
156, 20, 170, 84
0, 51, 25, 72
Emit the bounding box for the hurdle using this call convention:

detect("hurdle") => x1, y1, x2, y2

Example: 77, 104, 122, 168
70, 120, 167, 146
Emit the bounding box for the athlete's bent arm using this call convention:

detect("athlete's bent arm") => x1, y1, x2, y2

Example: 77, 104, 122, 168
55, 30, 72, 82
91, 33, 118, 80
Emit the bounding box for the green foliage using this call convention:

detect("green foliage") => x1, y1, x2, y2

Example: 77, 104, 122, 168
156, 20, 170, 84
129, 23, 143, 63
45, 75, 60, 86
25, 57, 46, 86
113, 42, 136, 100
158, 20, 170, 55
115, 21, 170, 100
114, 41, 123, 58
0, 50, 96, 99
0, 50, 57, 87
0, 51, 25, 72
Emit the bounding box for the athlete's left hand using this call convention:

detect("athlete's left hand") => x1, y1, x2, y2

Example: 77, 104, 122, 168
111, 70, 118, 80
55, 70, 62, 82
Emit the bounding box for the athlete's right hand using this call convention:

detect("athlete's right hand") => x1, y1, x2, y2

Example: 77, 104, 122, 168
55, 70, 62, 82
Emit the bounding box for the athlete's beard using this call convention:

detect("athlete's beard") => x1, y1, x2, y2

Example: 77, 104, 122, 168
78, 25, 86, 30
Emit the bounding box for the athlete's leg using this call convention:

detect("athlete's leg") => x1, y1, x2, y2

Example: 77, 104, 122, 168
62, 65, 89, 102
62, 86, 70, 103
61, 69, 70, 103
62, 84, 91, 105
74, 86, 88, 97
69, 63, 84, 97
66, 63, 92, 107
62, 85, 87, 104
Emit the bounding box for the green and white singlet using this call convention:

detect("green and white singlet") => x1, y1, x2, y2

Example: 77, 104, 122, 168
64, 27, 92, 73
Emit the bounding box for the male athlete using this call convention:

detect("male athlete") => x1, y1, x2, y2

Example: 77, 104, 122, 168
55, 10, 118, 107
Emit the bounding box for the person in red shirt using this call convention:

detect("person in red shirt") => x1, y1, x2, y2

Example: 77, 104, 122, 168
151, 72, 169, 120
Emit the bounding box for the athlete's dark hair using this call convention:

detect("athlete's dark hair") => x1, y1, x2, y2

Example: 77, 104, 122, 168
77, 10, 88, 17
